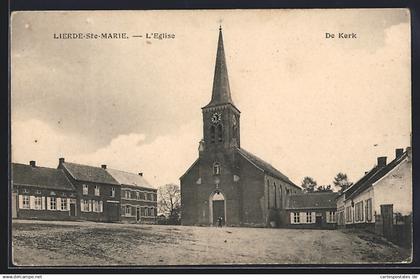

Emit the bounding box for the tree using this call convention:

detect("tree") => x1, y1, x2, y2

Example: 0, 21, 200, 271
157, 184, 181, 224
333, 173, 353, 192
316, 185, 333, 192
301, 176, 317, 193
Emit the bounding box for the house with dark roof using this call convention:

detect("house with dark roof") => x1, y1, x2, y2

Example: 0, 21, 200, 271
337, 147, 412, 232
58, 158, 121, 222
11, 161, 78, 220
285, 192, 338, 229
180, 27, 301, 227
106, 168, 157, 223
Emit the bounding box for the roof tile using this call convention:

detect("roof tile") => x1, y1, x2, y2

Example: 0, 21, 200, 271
12, 163, 75, 191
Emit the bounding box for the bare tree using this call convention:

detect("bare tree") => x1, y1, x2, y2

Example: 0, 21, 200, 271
157, 183, 181, 216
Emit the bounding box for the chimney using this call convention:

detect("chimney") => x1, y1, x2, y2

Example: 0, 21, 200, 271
59, 158, 65, 164
101, 164, 107, 169
395, 148, 404, 158
377, 156, 387, 167
138, 172, 143, 176
29, 160, 36, 167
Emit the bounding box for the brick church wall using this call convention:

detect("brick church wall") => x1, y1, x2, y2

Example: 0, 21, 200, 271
180, 161, 199, 225
238, 155, 266, 227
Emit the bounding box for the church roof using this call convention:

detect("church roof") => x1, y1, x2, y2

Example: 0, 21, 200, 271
60, 162, 120, 185
237, 148, 299, 188
106, 168, 155, 190
286, 192, 338, 210
203, 27, 234, 108
12, 163, 75, 191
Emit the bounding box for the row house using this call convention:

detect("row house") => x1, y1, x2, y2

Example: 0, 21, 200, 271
58, 159, 122, 222
105, 167, 157, 223
285, 192, 338, 229
12, 158, 158, 224
337, 147, 412, 232
11, 161, 77, 220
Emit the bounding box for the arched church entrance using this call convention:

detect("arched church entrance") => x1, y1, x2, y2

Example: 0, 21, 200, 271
209, 190, 226, 226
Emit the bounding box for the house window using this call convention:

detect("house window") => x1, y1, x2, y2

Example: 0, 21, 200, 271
210, 126, 216, 143
83, 184, 88, 195
141, 207, 146, 216
34, 196, 42, 210
125, 191, 131, 199
148, 193, 154, 201
125, 205, 131, 216
366, 199, 373, 222
81, 199, 90, 212
326, 211, 336, 223
93, 200, 100, 212
355, 201, 364, 222
94, 185, 100, 196
136, 192, 140, 200
140, 192, 145, 200
61, 198, 67, 211
50, 197, 57, 210
213, 162, 221, 175
217, 124, 223, 142
22, 195, 30, 209
150, 207, 155, 216
345, 206, 352, 223
306, 212, 313, 223
292, 212, 300, 224
110, 187, 115, 197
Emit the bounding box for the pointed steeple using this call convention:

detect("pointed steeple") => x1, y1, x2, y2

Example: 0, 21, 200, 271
205, 26, 233, 107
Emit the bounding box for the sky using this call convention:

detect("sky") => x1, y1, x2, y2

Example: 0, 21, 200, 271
11, 9, 411, 189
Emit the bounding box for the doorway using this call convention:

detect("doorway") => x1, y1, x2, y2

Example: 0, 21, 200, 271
209, 191, 226, 226
70, 203, 76, 217
136, 207, 141, 222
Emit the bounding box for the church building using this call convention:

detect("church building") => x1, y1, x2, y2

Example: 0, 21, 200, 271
180, 27, 301, 227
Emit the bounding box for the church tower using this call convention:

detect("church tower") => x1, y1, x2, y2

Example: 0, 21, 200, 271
200, 27, 241, 155
180, 26, 301, 227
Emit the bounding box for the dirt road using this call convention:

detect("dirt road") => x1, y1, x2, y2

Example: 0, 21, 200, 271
11, 220, 411, 266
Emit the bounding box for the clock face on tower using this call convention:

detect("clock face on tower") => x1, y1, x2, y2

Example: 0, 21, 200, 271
211, 112, 222, 124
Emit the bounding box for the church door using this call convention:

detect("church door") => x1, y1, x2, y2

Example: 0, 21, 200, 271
213, 200, 225, 225
210, 191, 226, 226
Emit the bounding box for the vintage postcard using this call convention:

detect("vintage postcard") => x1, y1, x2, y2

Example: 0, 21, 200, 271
10, 9, 412, 266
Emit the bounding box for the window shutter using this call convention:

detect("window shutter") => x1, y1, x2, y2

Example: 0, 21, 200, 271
290, 212, 294, 224
311, 212, 316, 223
89, 200, 92, 212
18, 195, 23, 209
80, 199, 84, 212
99, 201, 103, 212
67, 198, 70, 211
41, 196, 46, 210
56, 197, 61, 211
47, 197, 51, 210
29, 196, 35, 209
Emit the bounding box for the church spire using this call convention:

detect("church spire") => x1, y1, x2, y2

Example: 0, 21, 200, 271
205, 26, 233, 107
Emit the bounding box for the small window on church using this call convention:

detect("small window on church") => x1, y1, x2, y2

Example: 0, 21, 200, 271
210, 126, 216, 143
213, 162, 221, 175
217, 124, 223, 142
